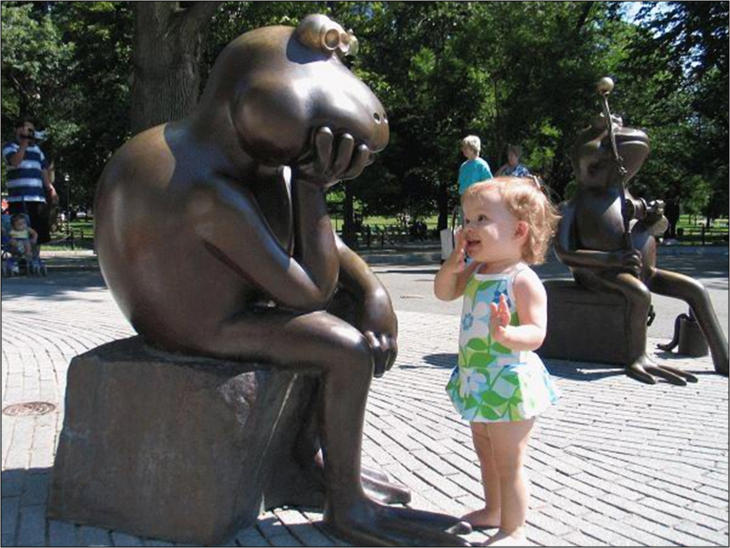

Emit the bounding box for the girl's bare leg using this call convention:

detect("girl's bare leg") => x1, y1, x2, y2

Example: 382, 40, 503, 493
462, 423, 501, 528
484, 418, 535, 545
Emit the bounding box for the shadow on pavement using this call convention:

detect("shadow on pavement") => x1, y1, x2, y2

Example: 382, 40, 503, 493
1, 467, 342, 547
378, 268, 440, 276
542, 359, 626, 382
419, 351, 715, 384
1, 271, 108, 302
654, 350, 727, 378
655, 254, 729, 280
420, 353, 458, 369
1, 467, 50, 506
422, 352, 627, 383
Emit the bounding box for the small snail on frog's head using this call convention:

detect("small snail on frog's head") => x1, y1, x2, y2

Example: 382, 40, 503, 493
295, 14, 359, 57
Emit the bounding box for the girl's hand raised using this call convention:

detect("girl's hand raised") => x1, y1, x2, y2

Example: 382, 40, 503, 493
445, 228, 467, 274
489, 294, 512, 345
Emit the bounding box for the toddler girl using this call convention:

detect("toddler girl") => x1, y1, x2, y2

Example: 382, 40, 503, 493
434, 176, 560, 546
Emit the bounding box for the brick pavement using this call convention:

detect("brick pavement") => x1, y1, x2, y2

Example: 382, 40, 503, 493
2, 272, 728, 546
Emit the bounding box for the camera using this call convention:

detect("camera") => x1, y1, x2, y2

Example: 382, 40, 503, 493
22, 129, 47, 141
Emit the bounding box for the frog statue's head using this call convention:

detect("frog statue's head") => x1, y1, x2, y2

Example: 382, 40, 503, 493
195, 14, 389, 167
571, 113, 650, 190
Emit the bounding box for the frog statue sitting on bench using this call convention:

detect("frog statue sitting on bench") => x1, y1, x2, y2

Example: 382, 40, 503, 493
89, 14, 468, 547
552, 82, 728, 384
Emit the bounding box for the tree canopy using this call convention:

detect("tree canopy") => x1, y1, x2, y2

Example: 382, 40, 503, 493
2, 1, 727, 225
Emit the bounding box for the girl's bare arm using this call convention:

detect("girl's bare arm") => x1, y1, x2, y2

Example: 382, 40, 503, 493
434, 230, 480, 301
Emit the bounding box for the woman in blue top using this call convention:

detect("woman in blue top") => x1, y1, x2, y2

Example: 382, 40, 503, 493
458, 135, 493, 195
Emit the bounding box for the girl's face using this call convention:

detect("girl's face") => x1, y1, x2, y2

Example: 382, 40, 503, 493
507, 151, 519, 166
462, 189, 525, 266
12, 218, 27, 231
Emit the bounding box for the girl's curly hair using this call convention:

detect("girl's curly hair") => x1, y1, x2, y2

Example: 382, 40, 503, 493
462, 176, 561, 265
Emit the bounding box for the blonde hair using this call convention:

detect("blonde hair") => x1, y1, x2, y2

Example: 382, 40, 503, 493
461, 135, 481, 155
462, 176, 560, 265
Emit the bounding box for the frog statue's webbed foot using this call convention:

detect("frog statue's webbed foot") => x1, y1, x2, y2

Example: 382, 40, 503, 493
626, 354, 699, 386
309, 451, 472, 538
361, 465, 413, 505
717, 361, 729, 377
325, 496, 473, 547
360, 468, 472, 536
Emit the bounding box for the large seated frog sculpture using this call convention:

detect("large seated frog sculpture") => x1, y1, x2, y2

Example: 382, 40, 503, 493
93, 14, 468, 547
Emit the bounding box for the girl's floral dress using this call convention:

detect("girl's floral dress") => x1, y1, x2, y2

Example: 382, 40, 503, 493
446, 264, 560, 422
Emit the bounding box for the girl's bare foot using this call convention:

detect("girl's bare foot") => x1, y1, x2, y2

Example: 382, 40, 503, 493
483, 528, 529, 546
461, 508, 500, 530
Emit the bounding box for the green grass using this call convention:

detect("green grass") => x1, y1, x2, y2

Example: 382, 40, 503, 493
46, 220, 95, 249
668, 214, 728, 245
331, 215, 440, 231
366, 215, 440, 229
45, 238, 94, 251
41, 244, 89, 252
676, 214, 728, 229
49, 220, 94, 235
44, 214, 728, 248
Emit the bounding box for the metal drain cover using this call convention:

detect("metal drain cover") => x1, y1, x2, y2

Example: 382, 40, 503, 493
2, 402, 56, 417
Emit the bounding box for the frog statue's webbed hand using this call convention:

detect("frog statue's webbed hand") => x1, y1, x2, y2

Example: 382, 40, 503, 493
359, 286, 398, 377
293, 127, 373, 188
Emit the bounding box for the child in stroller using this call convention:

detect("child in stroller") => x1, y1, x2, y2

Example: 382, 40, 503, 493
1, 213, 47, 276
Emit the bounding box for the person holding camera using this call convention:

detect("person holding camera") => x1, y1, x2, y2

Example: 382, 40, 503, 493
2, 119, 58, 244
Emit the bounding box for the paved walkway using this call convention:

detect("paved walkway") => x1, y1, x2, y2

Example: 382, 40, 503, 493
2, 262, 728, 546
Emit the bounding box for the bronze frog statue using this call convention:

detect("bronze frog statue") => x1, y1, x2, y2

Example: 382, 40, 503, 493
95, 14, 469, 547
555, 104, 728, 384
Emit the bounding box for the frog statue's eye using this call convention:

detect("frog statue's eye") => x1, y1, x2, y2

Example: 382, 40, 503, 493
295, 14, 358, 57
340, 29, 359, 57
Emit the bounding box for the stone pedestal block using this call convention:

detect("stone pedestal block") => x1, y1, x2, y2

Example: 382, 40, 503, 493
538, 279, 638, 365
47, 337, 323, 546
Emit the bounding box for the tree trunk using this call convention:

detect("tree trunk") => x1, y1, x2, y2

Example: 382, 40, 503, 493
437, 178, 449, 231
342, 183, 356, 247
130, 2, 222, 135
575, 2, 595, 32
493, 77, 503, 165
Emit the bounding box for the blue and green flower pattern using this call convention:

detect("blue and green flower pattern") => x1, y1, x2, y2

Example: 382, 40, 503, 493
446, 267, 560, 422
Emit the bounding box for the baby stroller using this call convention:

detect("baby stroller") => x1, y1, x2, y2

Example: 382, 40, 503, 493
1, 212, 48, 276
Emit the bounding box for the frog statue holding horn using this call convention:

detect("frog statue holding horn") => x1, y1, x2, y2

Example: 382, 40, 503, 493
554, 78, 728, 384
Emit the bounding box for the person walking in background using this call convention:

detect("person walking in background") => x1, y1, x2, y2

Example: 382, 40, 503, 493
456, 135, 493, 246
663, 196, 681, 240
2, 119, 59, 245
458, 135, 493, 196
496, 145, 530, 178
